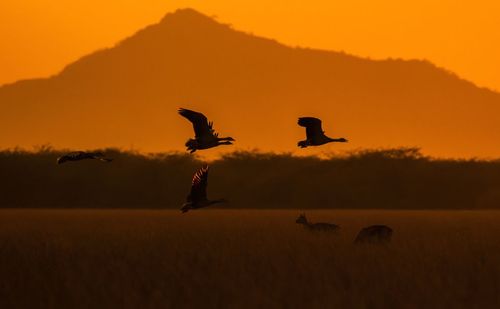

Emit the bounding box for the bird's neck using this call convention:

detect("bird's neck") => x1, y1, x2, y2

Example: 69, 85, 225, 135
328, 137, 345, 142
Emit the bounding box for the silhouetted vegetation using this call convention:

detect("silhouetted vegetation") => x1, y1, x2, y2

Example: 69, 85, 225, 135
1, 147, 500, 209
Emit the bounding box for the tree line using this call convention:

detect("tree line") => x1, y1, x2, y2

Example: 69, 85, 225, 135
1, 147, 499, 209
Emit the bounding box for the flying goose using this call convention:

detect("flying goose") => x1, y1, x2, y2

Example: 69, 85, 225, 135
178, 108, 235, 153
297, 117, 347, 148
181, 164, 227, 213
57, 151, 112, 164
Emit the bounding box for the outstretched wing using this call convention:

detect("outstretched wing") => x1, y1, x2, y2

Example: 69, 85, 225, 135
89, 152, 113, 162
298, 117, 324, 139
187, 164, 209, 203
57, 151, 84, 164
178, 108, 214, 139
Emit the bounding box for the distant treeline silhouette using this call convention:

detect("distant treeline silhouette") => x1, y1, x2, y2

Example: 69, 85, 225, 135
1, 147, 500, 209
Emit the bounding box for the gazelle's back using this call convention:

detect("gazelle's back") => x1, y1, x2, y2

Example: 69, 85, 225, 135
307, 222, 339, 231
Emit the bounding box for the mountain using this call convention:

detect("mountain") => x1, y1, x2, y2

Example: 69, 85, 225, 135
1, 8, 499, 158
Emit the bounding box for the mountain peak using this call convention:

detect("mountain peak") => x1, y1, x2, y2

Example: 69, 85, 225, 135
159, 8, 219, 26
1, 8, 500, 158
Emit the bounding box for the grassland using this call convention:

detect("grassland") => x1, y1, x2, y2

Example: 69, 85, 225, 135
1, 209, 499, 308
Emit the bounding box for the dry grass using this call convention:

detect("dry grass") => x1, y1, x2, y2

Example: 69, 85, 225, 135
1, 209, 500, 308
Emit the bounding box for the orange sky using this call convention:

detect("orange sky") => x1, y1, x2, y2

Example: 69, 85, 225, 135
0, 0, 499, 91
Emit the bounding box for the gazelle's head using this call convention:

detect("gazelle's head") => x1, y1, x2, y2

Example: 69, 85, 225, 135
296, 213, 308, 224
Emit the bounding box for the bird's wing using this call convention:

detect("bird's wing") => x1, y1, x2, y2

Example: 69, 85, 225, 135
298, 117, 324, 139
178, 108, 214, 139
188, 164, 209, 202
89, 152, 112, 162
68, 151, 85, 159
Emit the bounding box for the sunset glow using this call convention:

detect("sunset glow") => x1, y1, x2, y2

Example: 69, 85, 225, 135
1, 1, 499, 90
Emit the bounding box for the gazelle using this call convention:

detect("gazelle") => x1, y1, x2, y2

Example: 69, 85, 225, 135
354, 225, 393, 244
295, 213, 339, 232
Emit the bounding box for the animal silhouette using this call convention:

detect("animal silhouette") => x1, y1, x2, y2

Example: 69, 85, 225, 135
181, 164, 227, 213
354, 225, 393, 244
297, 117, 347, 148
57, 151, 112, 164
178, 108, 235, 153
295, 213, 339, 232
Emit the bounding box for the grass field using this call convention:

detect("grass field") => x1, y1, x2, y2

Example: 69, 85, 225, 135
1, 209, 500, 308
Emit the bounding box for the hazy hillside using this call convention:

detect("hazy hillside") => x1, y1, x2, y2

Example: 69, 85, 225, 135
1, 148, 500, 209
1, 8, 499, 157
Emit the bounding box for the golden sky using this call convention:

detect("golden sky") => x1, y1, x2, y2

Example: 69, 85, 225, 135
0, 0, 499, 91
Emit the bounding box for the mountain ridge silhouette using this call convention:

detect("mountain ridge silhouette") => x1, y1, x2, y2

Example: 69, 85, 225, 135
1, 8, 499, 157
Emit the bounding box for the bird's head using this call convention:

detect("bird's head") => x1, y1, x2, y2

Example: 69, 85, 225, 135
218, 137, 234, 145
337, 138, 348, 143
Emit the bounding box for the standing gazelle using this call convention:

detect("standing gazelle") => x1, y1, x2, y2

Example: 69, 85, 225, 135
295, 213, 339, 232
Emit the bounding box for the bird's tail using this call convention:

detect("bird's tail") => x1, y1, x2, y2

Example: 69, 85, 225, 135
181, 204, 191, 213
185, 139, 198, 153
298, 140, 308, 148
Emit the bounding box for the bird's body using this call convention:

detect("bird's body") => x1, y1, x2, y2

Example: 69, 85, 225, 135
57, 151, 112, 164
181, 164, 227, 213
178, 108, 234, 153
354, 225, 393, 244
297, 117, 347, 148
296, 213, 339, 232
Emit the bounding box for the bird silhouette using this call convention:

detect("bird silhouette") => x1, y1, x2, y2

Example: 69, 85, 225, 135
181, 164, 227, 213
178, 108, 235, 153
297, 117, 347, 148
57, 151, 112, 164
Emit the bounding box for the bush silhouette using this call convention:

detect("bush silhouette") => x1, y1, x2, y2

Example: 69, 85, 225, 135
1, 148, 499, 209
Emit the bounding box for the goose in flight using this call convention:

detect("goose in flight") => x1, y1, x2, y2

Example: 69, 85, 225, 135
57, 151, 112, 164
297, 117, 348, 148
178, 108, 235, 153
181, 164, 227, 213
